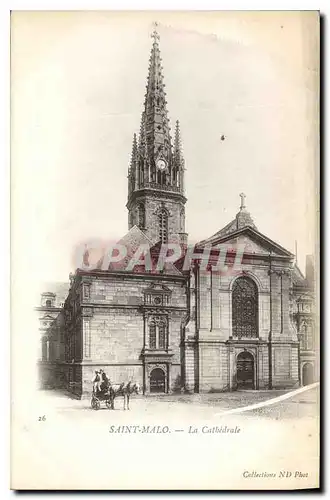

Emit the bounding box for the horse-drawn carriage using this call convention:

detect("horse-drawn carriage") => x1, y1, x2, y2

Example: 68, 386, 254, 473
90, 381, 140, 410
90, 386, 114, 410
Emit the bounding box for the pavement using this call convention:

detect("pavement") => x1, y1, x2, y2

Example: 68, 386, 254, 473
12, 384, 320, 490
33, 384, 319, 421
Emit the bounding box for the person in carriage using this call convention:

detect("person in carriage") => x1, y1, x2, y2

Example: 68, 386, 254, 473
99, 369, 110, 393
92, 370, 102, 394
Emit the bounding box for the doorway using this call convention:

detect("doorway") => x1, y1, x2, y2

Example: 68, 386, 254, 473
236, 351, 255, 389
150, 368, 166, 393
302, 362, 314, 386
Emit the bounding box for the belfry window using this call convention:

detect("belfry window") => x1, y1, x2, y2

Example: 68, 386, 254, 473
232, 277, 258, 338
158, 209, 168, 243
148, 316, 168, 350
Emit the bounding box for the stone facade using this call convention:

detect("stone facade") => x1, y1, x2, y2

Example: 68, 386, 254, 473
183, 227, 303, 393
53, 272, 187, 397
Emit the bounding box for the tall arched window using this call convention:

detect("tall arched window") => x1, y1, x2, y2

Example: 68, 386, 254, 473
137, 203, 145, 229
232, 277, 258, 338
148, 316, 168, 350
158, 209, 168, 243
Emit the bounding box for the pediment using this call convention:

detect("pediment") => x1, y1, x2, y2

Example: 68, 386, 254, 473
143, 283, 172, 295
198, 227, 293, 258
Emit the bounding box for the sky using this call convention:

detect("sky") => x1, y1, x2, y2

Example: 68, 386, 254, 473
11, 11, 319, 286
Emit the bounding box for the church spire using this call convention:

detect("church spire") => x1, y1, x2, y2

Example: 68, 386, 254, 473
128, 25, 185, 197
126, 25, 187, 246
139, 24, 173, 172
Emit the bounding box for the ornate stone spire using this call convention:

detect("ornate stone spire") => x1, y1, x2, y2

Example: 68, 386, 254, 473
127, 24, 186, 199
126, 25, 187, 245
140, 25, 173, 168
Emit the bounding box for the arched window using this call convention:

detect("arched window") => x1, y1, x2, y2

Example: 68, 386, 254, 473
148, 316, 168, 350
137, 204, 145, 229
232, 277, 258, 338
45, 299, 52, 307
158, 209, 168, 244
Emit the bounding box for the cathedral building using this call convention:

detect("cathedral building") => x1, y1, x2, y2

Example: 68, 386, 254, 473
37, 30, 317, 397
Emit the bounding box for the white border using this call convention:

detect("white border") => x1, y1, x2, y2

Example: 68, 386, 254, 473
2, 1, 326, 498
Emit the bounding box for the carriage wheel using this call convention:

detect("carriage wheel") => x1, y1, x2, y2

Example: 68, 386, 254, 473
105, 400, 112, 409
91, 397, 100, 410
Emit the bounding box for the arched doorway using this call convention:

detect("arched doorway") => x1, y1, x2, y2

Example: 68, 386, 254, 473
302, 363, 314, 386
236, 351, 255, 389
150, 368, 166, 393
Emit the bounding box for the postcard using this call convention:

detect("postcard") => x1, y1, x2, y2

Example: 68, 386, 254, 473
11, 10, 320, 490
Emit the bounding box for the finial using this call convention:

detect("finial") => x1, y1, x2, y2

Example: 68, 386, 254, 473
239, 192, 246, 210
151, 21, 160, 43
130, 133, 137, 161
174, 120, 182, 152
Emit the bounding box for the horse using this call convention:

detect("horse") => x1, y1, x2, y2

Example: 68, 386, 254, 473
108, 381, 140, 410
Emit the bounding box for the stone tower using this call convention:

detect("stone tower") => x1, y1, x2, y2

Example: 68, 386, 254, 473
127, 28, 187, 246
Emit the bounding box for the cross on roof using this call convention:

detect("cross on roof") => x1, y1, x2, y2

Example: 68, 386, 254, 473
151, 22, 160, 42
239, 192, 246, 209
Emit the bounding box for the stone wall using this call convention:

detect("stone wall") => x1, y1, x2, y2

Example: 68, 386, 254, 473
78, 273, 187, 396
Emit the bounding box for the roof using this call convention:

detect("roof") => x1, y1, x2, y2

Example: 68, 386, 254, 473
197, 225, 294, 258
94, 225, 182, 276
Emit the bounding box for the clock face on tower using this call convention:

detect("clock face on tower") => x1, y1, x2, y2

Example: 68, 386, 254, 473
156, 158, 167, 171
